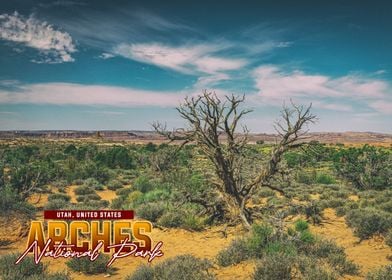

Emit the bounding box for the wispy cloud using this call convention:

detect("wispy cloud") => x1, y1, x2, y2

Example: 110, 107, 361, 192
98, 52, 115, 59
114, 42, 248, 88
252, 65, 392, 114
369, 101, 392, 115
0, 12, 76, 63
0, 82, 184, 107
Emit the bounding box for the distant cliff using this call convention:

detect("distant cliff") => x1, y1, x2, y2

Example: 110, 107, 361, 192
0, 130, 391, 145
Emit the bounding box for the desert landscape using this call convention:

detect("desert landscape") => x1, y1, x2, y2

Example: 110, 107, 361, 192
1, 119, 391, 279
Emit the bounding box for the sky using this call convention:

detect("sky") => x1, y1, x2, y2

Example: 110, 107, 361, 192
0, 0, 391, 132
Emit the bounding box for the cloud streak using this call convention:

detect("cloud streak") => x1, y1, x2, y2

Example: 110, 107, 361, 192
0, 12, 76, 63
252, 65, 392, 114
0, 82, 183, 107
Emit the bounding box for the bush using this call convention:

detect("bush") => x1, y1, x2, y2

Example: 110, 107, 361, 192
128, 190, 144, 205
334, 145, 392, 190
316, 173, 336, 185
297, 256, 338, 280
265, 240, 297, 256
126, 265, 154, 280
217, 239, 249, 266
299, 230, 315, 244
247, 223, 274, 257
74, 185, 95, 195
309, 239, 345, 258
76, 193, 101, 202
0, 185, 35, 215
143, 189, 171, 202
107, 179, 123, 191
327, 253, 359, 275
84, 199, 109, 209
83, 178, 104, 190
45, 199, 69, 210
110, 196, 126, 209
133, 176, 154, 193
158, 211, 185, 228
253, 253, 294, 280
0, 253, 45, 279
136, 202, 165, 222
385, 229, 392, 247
66, 254, 111, 274
296, 171, 316, 185
366, 265, 392, 280
345, 208, 392, 239
47, 193, 71, 202
183, 214, 206, 231
43, 272, 72, 280
51, 180, 68, 189
294, 219, 309, 232
126, 255, 215, 280
116, 187, 133, 197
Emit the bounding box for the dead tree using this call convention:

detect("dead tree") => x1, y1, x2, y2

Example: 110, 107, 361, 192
153, 91, 316, 229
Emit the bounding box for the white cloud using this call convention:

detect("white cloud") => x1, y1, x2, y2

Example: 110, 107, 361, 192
0, 12, 76, 63
252, 65, 392, 113
0, 82, 184, 107
113, 42, 248, 90
98, 52, 115, 59
369, 101, 392, 115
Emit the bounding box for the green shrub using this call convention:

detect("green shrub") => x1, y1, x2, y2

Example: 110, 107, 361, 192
316, 173, 336, 185
116, 187, 132, 197
299, 230, 315, 244
51, 180, 68, 189
217, 239, 249, 266
298, 256, 338, 280
66, 254, 111, 274
335, 206, 346, 217
327, 253, 359, 275
379, 201, 392, 213
296, 171, 316, 185
158, 211, 185, 228
385, 229, 392, 247
345, 208, 392, 239
0, 253, 45, 280
258, 188, 276, 198
265, 241, 297, 256
247, 223, 274, 257
366, 265, 392, 280
83, 178, 104, 190
74, 185, 95, 195
45, 199, 69, 210
334, 145, 392, 190
0, 185, 35, 215
136, 202, 165, 222
304, 201, 323, 224
128, 190, 144, 205
84, 199, 109, 209
309, 239, 345, 258
126, 255, 215, 280
253, 253, 294, 280
43, 272, 72, 280
126, 265, 154, 280
47, 193, 71, 202
294, 219, 309, 232
107, 179, 123, 191
110, 196, 126, 209
133, 176, 154, 193
183, 214, 206, 231
143, 189, 170, 202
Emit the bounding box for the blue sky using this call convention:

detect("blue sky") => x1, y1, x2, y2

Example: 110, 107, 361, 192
0, 0, 391, 132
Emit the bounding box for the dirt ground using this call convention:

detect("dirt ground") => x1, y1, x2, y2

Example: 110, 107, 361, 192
1, 189, 391, 280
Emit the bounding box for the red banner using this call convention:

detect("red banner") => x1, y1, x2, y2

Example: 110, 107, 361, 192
44, 210, 134, 220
